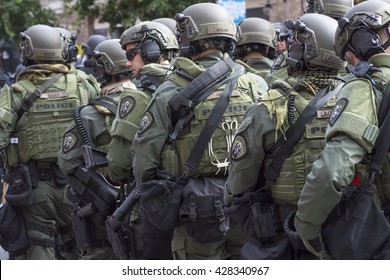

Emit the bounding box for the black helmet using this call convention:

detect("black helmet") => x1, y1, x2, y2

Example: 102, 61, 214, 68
83, 34, 106, 56
334, 0, 390, 61
273, 22, 290, 41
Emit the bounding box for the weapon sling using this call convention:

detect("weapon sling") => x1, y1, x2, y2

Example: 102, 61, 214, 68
16, 73, 63, 118
264, 83, 343, 185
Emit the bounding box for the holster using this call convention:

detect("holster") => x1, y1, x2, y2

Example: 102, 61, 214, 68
67, 166, 120, 217
71, 205, 94, 249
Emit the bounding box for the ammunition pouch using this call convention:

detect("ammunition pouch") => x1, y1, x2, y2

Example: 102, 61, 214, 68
67, 166, 120, 217
322, 185, 390, 259
139, 170, 184, 231
142, 219, 173, 260
179, 177, 229, 244
241, 237, 294, 260
224, 189, 282, 241
5, 166, 33, 207
0, 202, 28, 256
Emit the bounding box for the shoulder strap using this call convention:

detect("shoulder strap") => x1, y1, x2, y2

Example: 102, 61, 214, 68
169, 61, 245, 142
369, 82, 390, 179
183, 68, 242, 172
264, 82, 343, 185
89, 95, 118, 115
16, 73, 63, 119
169, 55, 236, 113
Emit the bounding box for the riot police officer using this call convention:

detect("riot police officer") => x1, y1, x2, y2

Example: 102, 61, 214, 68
0, 24, 99, 259
133, 2, 260, 260
295, 0, 390, 259
225, 13, 346, 260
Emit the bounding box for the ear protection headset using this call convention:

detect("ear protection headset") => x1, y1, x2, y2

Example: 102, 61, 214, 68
285, 20, 307, 71
348, 26, 390, 61
140, 38, 161, 63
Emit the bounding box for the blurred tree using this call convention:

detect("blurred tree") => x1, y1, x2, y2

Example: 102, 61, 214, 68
64, 0, 205, 35
0, 0, 58, 40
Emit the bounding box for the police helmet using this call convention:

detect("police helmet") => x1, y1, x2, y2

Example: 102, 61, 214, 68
20, 24, 65, 64
285, 13, 346, 71
93, 39, 130, 76
273, 22, 290, 41
120, 21, 178, 63
334, 0, 390, 61
306, 0, 354, 19
152, 18, 177, 35
175, 3, 236, 56
83, 34, 106, 56
54, 27, 78, 63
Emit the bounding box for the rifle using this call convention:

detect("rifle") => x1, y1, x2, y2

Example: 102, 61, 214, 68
105, 186, 141, 259
67, 145, 119, 215
82, 145, 142, 259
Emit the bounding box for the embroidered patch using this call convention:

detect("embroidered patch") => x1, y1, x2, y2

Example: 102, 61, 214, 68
329, 98, 348, 127
231, 135, 247, 160
138, 111, 154, 135
62, 132, 77, 153
119, 96, 135, 119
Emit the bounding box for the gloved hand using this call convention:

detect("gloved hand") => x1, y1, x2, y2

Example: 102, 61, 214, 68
301, 234, 332, 260
294, 212, 332, 259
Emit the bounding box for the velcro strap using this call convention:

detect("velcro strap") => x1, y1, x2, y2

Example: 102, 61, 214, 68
326, 111, 379, 151
0, 108, 15, 125
110, 119, 139, 141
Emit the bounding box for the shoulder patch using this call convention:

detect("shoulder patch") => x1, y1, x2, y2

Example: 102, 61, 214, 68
138, 111, 154, 135
231, 135, 247, 160
62, 132, 78, 153
329, 98, 348, 127
119, 96, 135, 118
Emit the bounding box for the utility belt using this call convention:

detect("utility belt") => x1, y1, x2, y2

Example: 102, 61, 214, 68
26, 160, 69, 188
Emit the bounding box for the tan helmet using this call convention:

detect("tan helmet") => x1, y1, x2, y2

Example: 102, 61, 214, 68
120, 21, 178, 63
236, 17, 276, 49
152, 18, 177, 35
285, 13, 346, 70
334, 0, 390, 61
120, 21, 178, 51
175, 3, 236, 42
20, 24, 65, 64
93, 39, 129, 76
306, 0, 354, 19
175, 3, 236, 56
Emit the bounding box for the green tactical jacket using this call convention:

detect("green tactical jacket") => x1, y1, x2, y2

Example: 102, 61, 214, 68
295, 53, 390, 241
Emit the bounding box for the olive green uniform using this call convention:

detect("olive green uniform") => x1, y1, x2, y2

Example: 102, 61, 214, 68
0, 64, 99, 259
225, 69, 343, 259
235, 60, 269, 95
107, 63, 172, 183
133, 51, 259, 259
58, 80, 138, 259
295, 53, 390, 258
243, 57, 273, 79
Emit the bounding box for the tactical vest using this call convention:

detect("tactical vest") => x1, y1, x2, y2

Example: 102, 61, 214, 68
262, 81, 337, 205
161, 57, 258, 176
6, 73, 90, 165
